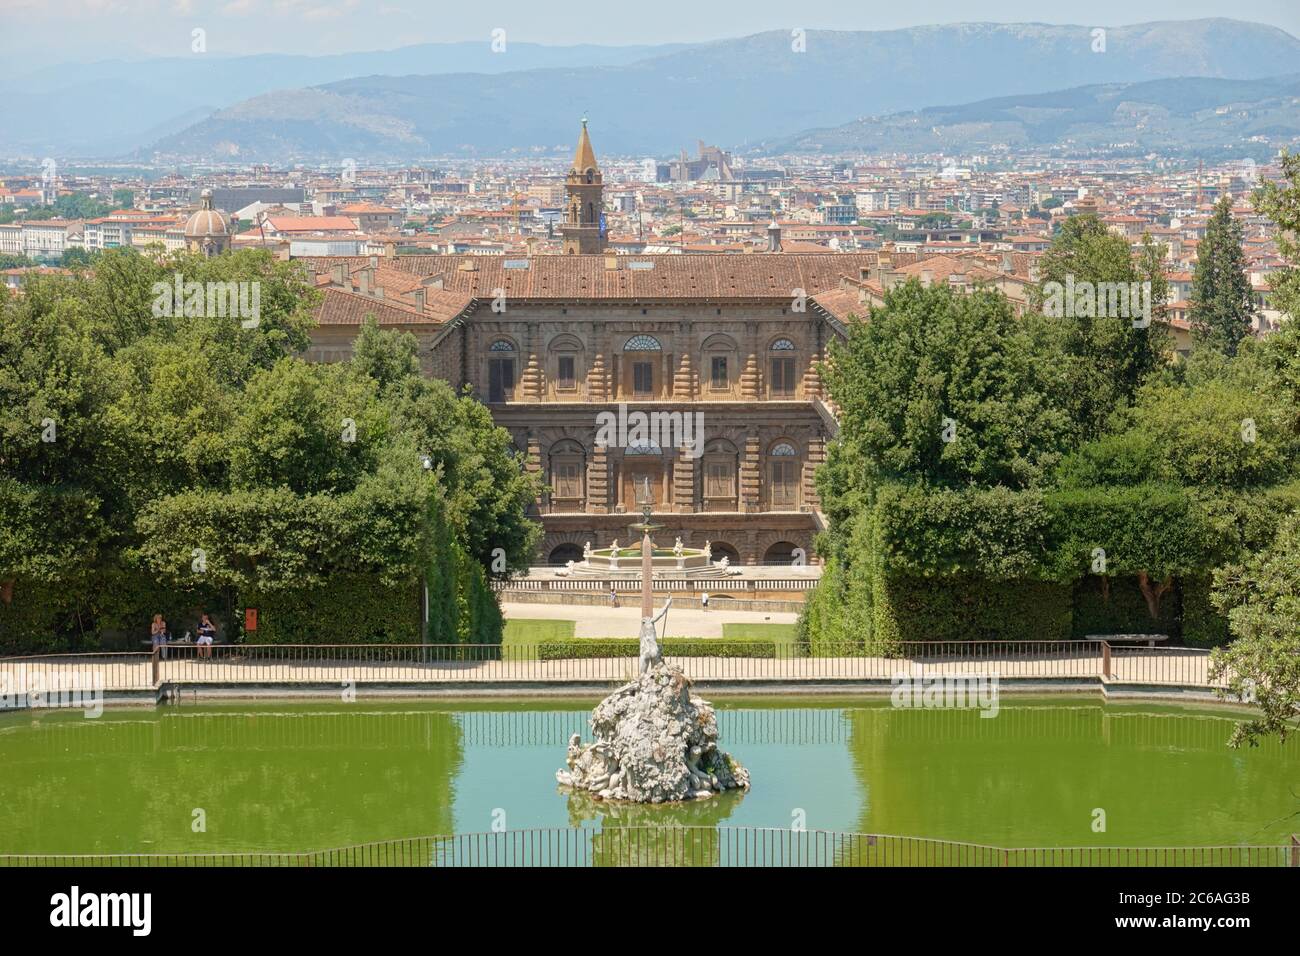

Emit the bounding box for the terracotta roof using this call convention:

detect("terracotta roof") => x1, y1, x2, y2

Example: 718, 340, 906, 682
315, 287, 466, 326
301, 253, 885, 301
810, 289, 863, 324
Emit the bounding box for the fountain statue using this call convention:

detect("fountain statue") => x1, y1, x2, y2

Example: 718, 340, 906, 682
610, 538, 620, 558
638, 598, 671, 674
583, 541, 592, 560
673, 536, 684, 558
557, 477, 750, 803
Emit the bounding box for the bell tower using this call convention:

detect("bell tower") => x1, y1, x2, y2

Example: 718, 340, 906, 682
561, 118, 606, 255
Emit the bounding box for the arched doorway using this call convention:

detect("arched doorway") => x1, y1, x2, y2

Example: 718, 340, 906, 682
548, 543, 584, 566
709, 541, 742, 565
763, 541, 800, 566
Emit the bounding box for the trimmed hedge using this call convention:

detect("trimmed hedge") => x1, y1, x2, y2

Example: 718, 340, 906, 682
1180, 573, 1232, 648
874, 574, 1073, 644
1069, 575, 1178, 638
873, 483, 1048, 578
536, 639, 777, 660
246, 574, 422, 645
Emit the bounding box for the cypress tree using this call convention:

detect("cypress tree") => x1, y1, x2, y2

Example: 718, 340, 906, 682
1190, 195, 1255, 355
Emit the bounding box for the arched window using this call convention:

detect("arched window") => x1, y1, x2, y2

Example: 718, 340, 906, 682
701, 333, 737, 393
548, 439, 585, 509
769, 339, 797, 397
623, 335, 661, 399
703, 438, 738, 511
768, 441, 800, 509
624, 335, 662, 351
487, 339, 516, 402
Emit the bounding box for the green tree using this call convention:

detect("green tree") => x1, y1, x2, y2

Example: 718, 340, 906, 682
1190, 195, 1255, 355
1209, 514, 1300, 746
823, 279, 1072, 492
1035, 214, 1170, 440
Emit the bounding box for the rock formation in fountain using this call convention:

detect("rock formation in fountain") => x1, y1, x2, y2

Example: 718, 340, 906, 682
556, 662, 751, 803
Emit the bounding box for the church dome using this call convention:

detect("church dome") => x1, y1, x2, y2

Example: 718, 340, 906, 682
184, 188, 229, 238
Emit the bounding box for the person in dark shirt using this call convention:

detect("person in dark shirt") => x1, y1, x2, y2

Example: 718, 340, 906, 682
197, 613, 217, 660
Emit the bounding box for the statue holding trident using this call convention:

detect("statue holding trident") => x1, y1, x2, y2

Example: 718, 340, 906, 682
631, 476, 670, 674
555, 475, 750, 803
639, 597, 672, 674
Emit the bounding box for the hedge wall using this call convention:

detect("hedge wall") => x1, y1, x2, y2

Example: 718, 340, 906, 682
1180, 573, 1232, 648
0, 580, 71, 655
873, 574, 1073, 644
245, 574, 422, 645
537, 639, 777, 660
1069, 575, 1179, 638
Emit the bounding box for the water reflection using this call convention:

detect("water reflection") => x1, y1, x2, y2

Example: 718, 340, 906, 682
1, 697, 1294, 855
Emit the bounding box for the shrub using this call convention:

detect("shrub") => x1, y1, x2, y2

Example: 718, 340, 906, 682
536, 639, 777, 660
874, 574, 1073, 644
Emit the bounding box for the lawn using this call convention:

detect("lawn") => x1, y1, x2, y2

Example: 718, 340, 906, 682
721, 622, 799, 657
502, 618, 575, 659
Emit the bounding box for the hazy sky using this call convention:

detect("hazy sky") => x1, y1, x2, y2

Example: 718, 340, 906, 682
3, 0, 1298, 68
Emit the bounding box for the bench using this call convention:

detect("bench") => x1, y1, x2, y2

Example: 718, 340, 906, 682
1085, 633, 1170, 649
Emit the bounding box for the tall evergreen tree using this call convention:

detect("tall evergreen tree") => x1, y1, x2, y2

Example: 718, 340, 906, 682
1190, 195, 1255, 355
1035, 214, 1170, 441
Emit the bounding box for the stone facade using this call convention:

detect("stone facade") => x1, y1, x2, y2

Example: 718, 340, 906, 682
299, 127, 871, 567
301, 254, 871, 567
456, 301, 831, 566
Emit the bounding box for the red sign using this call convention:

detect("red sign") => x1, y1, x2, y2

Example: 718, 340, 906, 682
245, 608, 258, 632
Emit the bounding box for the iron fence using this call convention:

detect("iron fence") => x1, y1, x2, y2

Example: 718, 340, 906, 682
492, 577, 817, 593
0, 640, 1232, 694
2, 828, 1294, 867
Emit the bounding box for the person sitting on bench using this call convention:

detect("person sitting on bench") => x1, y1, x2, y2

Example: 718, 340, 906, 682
197, 613, 217, 659
150, 613, 171, 659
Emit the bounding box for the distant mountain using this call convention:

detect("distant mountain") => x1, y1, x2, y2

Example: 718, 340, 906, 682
0, 41, 693, 157
146, 19, 1300, 162
764, 74, 1300, 159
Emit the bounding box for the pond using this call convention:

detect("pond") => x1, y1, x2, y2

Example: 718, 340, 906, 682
1, 696, 1295, 855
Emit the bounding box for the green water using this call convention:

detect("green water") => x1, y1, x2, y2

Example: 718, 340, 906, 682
1, 697, 1296, 854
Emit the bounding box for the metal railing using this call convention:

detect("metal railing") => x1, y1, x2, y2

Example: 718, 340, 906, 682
0, 640, 1232, 694
2, 828, 1294, 867
493, 577, 818, 593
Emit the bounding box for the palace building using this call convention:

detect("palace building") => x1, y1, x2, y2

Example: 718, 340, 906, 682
302, 123, 912, 566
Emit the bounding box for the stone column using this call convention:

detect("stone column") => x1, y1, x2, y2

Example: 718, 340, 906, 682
740, 430, 761, 513
587, 326, 608, 401
520, 323, 543, 401
739, 352, 760, 400
673, 445, 696, 514
801, 346, 823, 399
526, 432, 544, 511
588, 443, 609, 514
673, 320, 696, 399
804, 433, 825, 511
